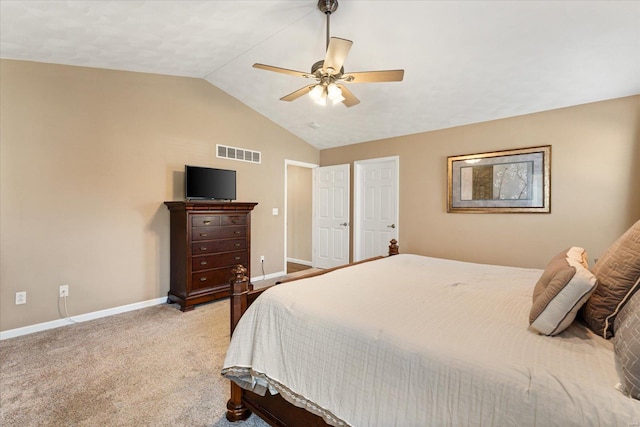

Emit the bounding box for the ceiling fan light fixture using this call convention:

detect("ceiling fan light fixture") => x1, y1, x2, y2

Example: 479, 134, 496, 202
316, 92, 328, 106
309, 84, 324, 101
309, 84, 328, 106
327, 83, 345, 104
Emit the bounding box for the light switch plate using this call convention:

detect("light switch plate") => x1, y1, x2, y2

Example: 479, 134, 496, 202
16, 291, 26, 305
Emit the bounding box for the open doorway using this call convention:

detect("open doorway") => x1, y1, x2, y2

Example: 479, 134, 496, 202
285, 160, 317, 274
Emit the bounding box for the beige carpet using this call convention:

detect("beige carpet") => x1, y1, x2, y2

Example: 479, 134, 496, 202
0, 299, 271, 427
0, 268, 324, 426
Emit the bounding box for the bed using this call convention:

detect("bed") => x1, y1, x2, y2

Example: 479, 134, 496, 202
222, 226, 640, 426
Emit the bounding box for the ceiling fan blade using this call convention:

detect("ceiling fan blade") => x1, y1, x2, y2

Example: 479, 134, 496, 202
343, 70, 405, 83
336, 84, 360, 107
280, 85, 316, 102
323, 37, 353, 75
253, 63, 310, 78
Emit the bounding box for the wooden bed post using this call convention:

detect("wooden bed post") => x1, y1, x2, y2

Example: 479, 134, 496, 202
226, 265, 251, 422
389, 238, 399, 256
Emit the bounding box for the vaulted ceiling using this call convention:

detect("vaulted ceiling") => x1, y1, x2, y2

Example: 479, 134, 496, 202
1, 1, 638, 149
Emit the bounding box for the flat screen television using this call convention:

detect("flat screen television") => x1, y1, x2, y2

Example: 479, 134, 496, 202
185, 165, 236, 201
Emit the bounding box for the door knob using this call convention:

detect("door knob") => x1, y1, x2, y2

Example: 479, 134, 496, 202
340, 222, 349, 226
387, 224, 396, 229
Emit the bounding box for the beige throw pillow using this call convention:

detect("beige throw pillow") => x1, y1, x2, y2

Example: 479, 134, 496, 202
614, 291, 640, 400
529, 247, 597, 336
582, 220, 640, 338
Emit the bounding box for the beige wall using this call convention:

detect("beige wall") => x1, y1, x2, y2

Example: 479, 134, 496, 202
287, 165, 312, 263
321, 96, 640, 269
0, 60, 319, 331
2, 59, 638, 333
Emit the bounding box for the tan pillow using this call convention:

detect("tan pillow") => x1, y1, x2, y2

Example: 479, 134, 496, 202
614, 290, 640, 400
582, 220, 640, 338
529, 247, 597, 336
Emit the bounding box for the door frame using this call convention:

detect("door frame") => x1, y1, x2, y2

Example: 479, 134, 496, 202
353, 156, 400, 261
284, 159, 318, 274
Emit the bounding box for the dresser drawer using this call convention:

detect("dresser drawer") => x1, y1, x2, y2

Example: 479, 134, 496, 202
191, 239, 246, 255
222, 215, 246, 226
191, 225, 246, 241
192, 268, 238, 291
192, 251, 247, 272
192, 216, 221, 227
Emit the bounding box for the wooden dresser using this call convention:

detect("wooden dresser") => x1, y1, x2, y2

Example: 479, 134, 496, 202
164, 201, 258, 311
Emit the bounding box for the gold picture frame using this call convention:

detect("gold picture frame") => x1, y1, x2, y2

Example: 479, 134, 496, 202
447, 145, 551, 213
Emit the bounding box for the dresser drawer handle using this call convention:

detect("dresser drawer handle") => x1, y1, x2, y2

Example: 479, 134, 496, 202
200, 246, 207, 251
200, 233, 208, 237
234, 243, 241, 247
203, 220, 211, 225
234, 231, 241, 235
199, 277, 207, 282
230, 218, 239, 224
234, 256, 241, 260
200, 261, 208, 266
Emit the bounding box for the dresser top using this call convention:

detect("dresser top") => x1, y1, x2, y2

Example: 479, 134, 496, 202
164, 201, 258, 212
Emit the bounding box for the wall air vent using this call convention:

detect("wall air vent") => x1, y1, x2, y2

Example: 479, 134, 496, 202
216, 144, 261, 164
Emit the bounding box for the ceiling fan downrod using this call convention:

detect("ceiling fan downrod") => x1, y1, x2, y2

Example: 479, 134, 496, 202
318, 0, 339, 50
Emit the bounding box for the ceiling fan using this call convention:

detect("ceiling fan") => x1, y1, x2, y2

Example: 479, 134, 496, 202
253, 0, 404, 107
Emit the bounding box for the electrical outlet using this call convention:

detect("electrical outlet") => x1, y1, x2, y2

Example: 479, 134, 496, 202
15, 291, 26, 305
59, 285, 69, 298
260, 255, 265, 263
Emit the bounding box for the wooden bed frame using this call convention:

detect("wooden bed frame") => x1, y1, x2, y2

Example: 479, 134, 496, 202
225, 239, 399, 426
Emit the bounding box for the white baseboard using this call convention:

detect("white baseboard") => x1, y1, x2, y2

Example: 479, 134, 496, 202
0, 296, 167, 340
251, 271, 285, 283
287, 258, 312, 266
2, 271, 291, 340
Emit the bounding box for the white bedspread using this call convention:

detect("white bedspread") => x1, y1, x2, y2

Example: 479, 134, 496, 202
222, 254, 640, 426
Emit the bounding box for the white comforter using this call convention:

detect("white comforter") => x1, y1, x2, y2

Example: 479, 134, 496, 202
222, 254, 640, 426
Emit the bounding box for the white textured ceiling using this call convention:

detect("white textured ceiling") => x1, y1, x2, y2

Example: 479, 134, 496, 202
1, 1, 639, 149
